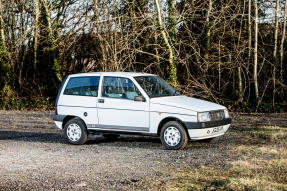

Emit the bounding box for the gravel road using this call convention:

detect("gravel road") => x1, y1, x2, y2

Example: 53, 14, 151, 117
0, 111, 286, 190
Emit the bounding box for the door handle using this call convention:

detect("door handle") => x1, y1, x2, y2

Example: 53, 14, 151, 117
98, 99, 104, 103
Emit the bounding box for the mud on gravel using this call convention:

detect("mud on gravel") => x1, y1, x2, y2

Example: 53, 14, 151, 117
0, 111, 286, 190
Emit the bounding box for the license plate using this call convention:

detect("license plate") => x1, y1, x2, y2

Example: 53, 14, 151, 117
207, 126, 224, 135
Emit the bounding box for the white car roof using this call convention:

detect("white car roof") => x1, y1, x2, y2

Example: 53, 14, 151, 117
68, 72, 156, 78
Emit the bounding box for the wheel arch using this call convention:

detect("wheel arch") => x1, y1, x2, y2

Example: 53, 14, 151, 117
62, 115, 86, 129
157, 117, 189, 138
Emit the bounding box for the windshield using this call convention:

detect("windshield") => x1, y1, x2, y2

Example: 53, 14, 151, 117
134, 76, 180, 98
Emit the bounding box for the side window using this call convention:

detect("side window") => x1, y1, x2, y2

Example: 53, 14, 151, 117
102, 77, 142, 100
64, 76, 100, 97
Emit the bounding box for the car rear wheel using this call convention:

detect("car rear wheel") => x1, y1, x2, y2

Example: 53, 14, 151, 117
160, 121, 188, 150
64, 118, 88, 145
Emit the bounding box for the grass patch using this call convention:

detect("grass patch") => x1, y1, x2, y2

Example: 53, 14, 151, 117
169, 160, 287, 191
231, 125, 287, 143
159, 124, 287, 190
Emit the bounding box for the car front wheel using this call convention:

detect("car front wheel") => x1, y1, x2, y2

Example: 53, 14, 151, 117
160, 121, 188, 150
64, 118, 88, 145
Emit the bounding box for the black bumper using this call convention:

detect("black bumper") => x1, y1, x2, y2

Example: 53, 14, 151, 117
184, 118, 232, 129
53, 115, 66, 122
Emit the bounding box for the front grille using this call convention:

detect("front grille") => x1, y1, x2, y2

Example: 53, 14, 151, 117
209, 110, 225, 121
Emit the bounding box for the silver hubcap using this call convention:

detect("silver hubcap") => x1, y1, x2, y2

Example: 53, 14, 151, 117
67, 123, 82, 142
164, 126, 181, 146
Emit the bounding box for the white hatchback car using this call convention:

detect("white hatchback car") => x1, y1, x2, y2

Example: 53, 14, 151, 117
53, 72, 231, 150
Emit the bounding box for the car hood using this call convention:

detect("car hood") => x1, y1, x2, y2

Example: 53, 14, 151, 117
150, 96, 226, 112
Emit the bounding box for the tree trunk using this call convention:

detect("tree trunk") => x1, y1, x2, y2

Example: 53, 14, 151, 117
0, 0, 12, 91
34, 0, 40, 71
280, 0, 287, 82
237, 0, 246, 102
254, 0, 259, 100
154, 0, 177, 86
42, 0, 62, 82
0, 0, 5, 51
205, 0, 212, 61
0, 0, 11, 63
273, 0, 279, 106
248, 0, 252, 62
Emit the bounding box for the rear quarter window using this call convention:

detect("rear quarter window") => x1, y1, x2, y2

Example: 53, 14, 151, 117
64, 76, 100, 97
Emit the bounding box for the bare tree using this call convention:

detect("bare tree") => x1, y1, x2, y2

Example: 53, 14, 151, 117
280, 0, 287, 82
254, 0, 259, 100
205, 0, 212, 61
272, 0, 280, 106
34, 0, 40, 71
248, 0, 252, 61
154, 0, 177, 86
0, 0, 12, 92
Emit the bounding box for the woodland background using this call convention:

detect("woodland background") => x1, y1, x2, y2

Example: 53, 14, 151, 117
0, 0, 287, 112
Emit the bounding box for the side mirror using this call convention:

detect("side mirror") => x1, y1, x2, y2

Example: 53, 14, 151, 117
134, 96, 146, 102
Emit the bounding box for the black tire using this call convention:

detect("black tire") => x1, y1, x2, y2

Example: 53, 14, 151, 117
103, 134, 120, 140
64, 118, 88, 145
160, 121, 188, 150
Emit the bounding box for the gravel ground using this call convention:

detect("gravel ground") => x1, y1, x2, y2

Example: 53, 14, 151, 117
0, 111, 286, 190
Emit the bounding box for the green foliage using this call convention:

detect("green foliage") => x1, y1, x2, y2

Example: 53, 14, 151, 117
0, 37, 10, 90
167, 63, 178, 86
167, 0, 178, 86
34, 0, 61, 96
0, 96, 54, 110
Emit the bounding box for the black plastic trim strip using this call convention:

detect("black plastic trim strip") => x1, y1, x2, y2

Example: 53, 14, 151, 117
53, 115, 67, 122
88, 129, 157, 136
184, 118, 232, 129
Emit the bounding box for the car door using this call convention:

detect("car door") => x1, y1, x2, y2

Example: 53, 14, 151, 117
57, 76, 100, 126
96, 76, 149, 132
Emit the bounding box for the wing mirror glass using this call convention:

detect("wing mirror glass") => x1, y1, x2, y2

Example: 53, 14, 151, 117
134, 96, 146, 102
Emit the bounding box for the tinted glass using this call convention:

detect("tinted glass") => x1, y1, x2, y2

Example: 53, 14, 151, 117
64, 76, 100, 97
102, 76, 142, 100
134, 76, 179, 98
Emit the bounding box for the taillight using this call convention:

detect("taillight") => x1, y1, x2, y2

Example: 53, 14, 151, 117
55, 106, 58, 115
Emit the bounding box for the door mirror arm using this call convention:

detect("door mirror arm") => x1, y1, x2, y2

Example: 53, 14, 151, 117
134, 96, 146, 102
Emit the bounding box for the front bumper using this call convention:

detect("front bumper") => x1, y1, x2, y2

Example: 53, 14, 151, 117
188, 124, 230, 140
184, 118, 231, 140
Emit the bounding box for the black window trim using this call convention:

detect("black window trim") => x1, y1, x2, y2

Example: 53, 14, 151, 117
63, 76, 100, 98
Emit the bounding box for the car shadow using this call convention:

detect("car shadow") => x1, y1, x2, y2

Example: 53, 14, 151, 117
86, 135, 160, 144
0, 130, 237, 150
0, 130, 165, 149
0, 130, 66, 144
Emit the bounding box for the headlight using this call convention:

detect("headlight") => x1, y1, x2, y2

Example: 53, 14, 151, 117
197, 112, 210, 122
224, 109, 230, 118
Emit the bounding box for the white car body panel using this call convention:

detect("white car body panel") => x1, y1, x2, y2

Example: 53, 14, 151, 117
150, 96, 226, 112
149, 111, 197, 134
149, 101, 197, 134
57, 74, 100, 126
96, 97, 149, 131
57, 95, 98, 125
